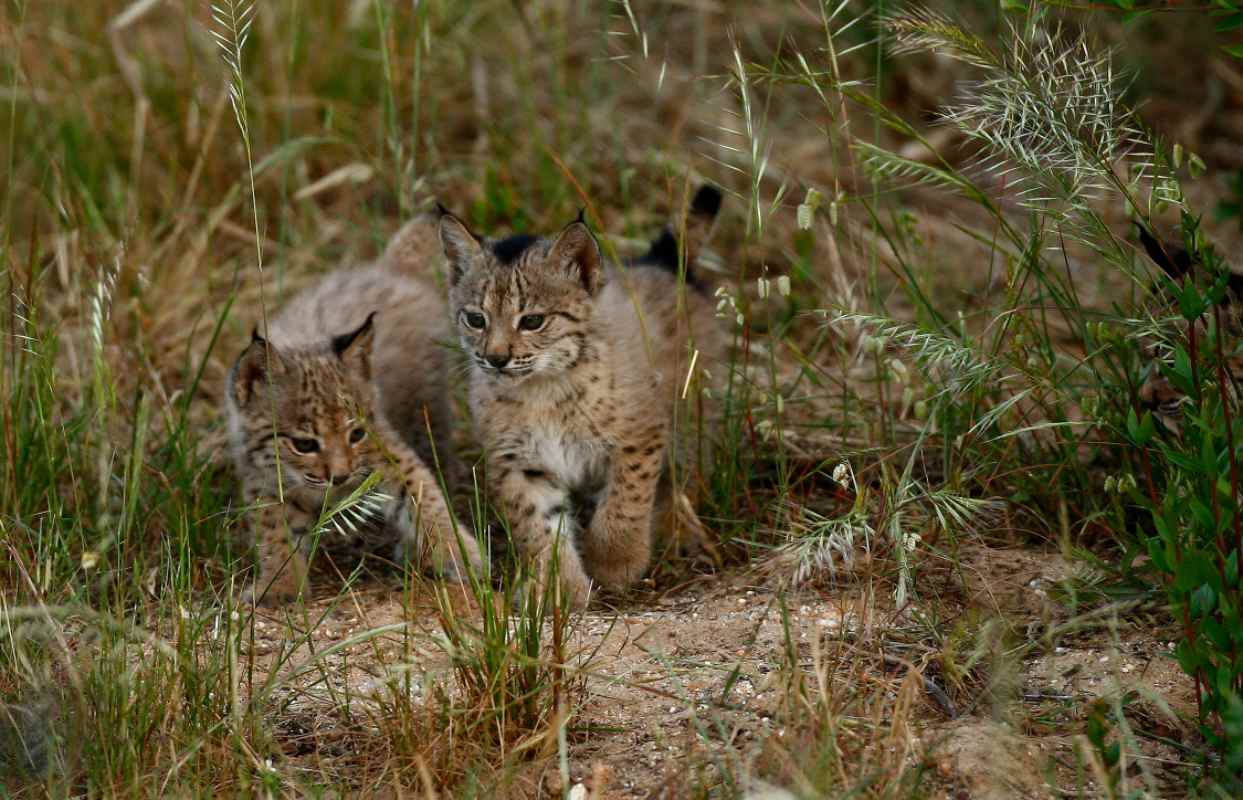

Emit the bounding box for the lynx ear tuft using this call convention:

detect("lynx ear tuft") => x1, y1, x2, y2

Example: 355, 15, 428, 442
549, 220, 603, 296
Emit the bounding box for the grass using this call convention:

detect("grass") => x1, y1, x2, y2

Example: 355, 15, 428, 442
1, 0, 1239, 796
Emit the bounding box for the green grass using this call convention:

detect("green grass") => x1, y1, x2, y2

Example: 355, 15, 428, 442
1, 0, 1239, 796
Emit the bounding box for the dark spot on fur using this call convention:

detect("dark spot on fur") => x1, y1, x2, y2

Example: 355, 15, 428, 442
691, 185, 723, 218
491, 234, 539, 264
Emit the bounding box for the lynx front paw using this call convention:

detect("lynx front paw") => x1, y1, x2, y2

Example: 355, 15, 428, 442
396, 526, 487, 583
550, 566, 592, 610
242, 574, 304, 607
583, 515, 652, 591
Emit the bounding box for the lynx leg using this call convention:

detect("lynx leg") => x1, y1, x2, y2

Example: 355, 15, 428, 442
492, 463, 592, 609
387, 443, 484, 582
243, 497, 314, 607
582, 428, 666, 590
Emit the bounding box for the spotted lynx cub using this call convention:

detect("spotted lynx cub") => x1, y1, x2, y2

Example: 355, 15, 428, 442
438, 187, 725, 608
227, 219, 483, 605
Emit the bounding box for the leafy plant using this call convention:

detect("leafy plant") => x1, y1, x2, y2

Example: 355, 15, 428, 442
1127, 218, 1243, 788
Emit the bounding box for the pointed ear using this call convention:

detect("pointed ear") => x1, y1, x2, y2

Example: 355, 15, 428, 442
438, 210, 484, 286
332, 312, 377, 381
549, 220, 603, 295
230, 331, 283, 407
382, 214, 441, 279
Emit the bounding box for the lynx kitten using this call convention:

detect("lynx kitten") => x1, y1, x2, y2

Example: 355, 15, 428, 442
227, 219, 483, 605
439, 187, 725, 608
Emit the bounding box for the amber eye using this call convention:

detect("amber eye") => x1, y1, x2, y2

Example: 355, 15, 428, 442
462, 311, 487, 330
290, 437, 320, 455
518, 314, 546, 332
349, 427, 367, 445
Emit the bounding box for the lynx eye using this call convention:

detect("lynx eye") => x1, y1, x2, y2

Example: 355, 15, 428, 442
462, 311, 487, 330
349, 427, 367, 445
289, 437, 320, 455
518, 314, 546, 332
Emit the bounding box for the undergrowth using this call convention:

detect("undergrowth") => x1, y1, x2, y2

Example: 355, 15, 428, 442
3, 0, 1242, 796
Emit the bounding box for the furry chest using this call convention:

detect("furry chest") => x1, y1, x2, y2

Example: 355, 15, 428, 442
525, 428, 609, 491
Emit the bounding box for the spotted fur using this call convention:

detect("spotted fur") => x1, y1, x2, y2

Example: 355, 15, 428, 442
226, 219, 483, 605
439, 188, 726, 608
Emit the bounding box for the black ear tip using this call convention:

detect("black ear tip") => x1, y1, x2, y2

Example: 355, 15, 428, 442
692, 185, 722, 217
250, 326, 265, 344
435, 202, 453, 219
575, 207, 587, 225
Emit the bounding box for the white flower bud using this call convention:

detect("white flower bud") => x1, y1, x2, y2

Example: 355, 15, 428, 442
797, 204, 813, 230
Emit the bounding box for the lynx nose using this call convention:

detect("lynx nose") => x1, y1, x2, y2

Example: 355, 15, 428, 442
485, 353, 510, 369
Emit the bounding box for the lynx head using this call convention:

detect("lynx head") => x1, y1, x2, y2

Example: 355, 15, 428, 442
439, 211, 602, 384
227, 313, 383, 491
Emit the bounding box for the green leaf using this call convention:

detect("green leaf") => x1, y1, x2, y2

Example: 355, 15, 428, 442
1193, 583, 1218, 618
1168, 346, 1195, 394
1127, 408, 1155, 445
1148, 536, 1171, 573
1176, 640, 1204, 674
1216, 12, 1243, 33
1180, 282, 1206, 321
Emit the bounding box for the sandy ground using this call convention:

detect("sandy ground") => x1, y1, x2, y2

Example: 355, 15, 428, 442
235, 540, 1197, 798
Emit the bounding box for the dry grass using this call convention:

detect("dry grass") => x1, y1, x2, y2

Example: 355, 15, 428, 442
1, 1, 1236, 797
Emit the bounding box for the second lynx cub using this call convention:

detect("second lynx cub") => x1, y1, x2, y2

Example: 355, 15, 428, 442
439, 187, 726, 608
226, 219, 483, 605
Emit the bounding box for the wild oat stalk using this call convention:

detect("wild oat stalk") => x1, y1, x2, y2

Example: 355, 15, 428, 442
883, 9, 1181, 246
310, 472, 392, 539
825, 310, 1001, 398
886, 7, 995, 68
772, 504, 872, 587
209, 1, 265, 286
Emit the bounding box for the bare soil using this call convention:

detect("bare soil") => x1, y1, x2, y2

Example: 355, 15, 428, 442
241, 541, 1196, 798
